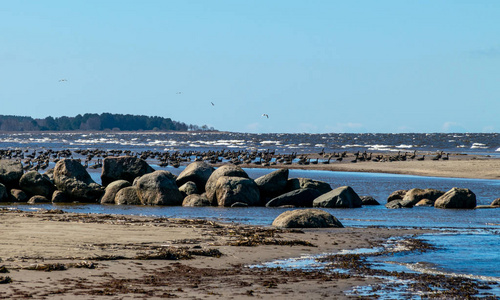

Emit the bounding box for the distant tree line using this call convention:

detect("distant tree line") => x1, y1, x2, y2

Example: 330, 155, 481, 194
0, 113, 215, 132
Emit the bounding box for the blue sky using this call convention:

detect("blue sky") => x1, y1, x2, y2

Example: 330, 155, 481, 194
1, 1, 499, 133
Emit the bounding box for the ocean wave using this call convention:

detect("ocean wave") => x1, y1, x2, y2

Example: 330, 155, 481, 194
471, 143, 488, 149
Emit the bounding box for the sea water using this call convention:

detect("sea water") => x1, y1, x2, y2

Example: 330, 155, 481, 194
1, 132, 499, 296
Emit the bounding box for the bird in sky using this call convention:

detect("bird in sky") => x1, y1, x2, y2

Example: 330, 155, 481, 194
262, 114, 269, 118
58, 79, 67, 82
176, 91, 182, 94
211, 102, 215, 106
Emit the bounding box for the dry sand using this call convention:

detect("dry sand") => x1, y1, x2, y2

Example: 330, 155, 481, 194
0, 209, 430, 299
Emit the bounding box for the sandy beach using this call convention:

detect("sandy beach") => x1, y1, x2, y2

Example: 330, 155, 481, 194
0, 209, 436, 299
232, 154, 500, 180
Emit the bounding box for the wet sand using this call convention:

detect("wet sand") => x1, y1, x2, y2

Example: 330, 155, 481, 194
0, 209, 432, 299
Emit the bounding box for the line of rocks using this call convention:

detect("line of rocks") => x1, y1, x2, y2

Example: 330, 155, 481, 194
0, 157, 498, 227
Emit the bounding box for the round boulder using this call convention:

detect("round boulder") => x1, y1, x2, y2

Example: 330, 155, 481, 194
176, 161, 214, 193
53, 159, 104, 203
100, 180, 132, 204
101, 156, 154, 187
19, 171, 55, 198
182, 194, 211, 207
272, 209, 344, 228
115, 186, 141, 205
52, 190, 70, 203
215, 176, 260, 207
387, 190, 408, 203
0, 183, 8, 202
205, 164, 249, 204
0, 160, 23, 188
254, 168, 289, 199
399, 188, 444, 208
434, 187, 476, 209
135, 170, 183, 205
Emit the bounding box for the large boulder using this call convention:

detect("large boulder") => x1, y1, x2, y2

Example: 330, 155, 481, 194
135, 170, 183, 205
387, 190, 408, 203
19, 171, 55, 198
101, 156, 154, 186
205, 164, 249, 205
255, 168, 289, 201
176, 161, 214, 193
115, 186, 141, 205
398, 188, 445, 208
215, 176, 260, 207
53, 159, 104, 203
0, 160, 23, 188
434, 188, 476, 209
0, 183, 8, 202
182, 194, 211, 207
100, 180, 131, 204
272, 209, 344, 228
266, 188, 321, 207
286, 178, 332, 195
313, 186, 362, 208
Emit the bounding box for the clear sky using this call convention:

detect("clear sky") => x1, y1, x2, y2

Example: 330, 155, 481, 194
1, 1, 499, 133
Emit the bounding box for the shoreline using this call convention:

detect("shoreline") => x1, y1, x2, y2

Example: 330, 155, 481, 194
0, 209, 496, 299
221, 154, 500, 180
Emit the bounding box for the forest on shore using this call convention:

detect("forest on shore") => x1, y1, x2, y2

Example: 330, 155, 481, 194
0, 113, 214, 132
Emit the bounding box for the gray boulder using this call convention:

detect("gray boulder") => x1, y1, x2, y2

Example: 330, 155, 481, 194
0, 160, 23, 188
215, 176, 260, 207
179, 181, 198, 197
272, 209, 344, 228
100, 180, 131, 204
399, 188, 444, 208
287, 178, 332, 195
266, 188, 321, 207
135, 170, 183, 205
434, 188, 476, 209
115, 186, 141, 205
19, 171, 55, 198
101, 156, 154, 186
360, 196, 380, 206
53, 159, 104, 203
52, 190, 69, 203
313, 186, 362, 208
385, 201, 405, 209
176, 161, 214, 193
0, 183, 8, 202
10, 189, 27, 202
182, 194, 211, 207
255, 168, 289, 200
491, 198, 500, 207
387, 190, 408, 203
205, 164, 249, 205
27, 195, 50, 204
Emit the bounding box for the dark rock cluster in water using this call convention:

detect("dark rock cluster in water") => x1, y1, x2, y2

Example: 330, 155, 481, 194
0, 156, 497, 212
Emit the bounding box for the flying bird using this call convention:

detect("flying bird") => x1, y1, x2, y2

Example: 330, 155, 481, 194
211, 102, 215, 106
262, 114, 269, 118
176, 91, 182, 94
58, 79, 67, 82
